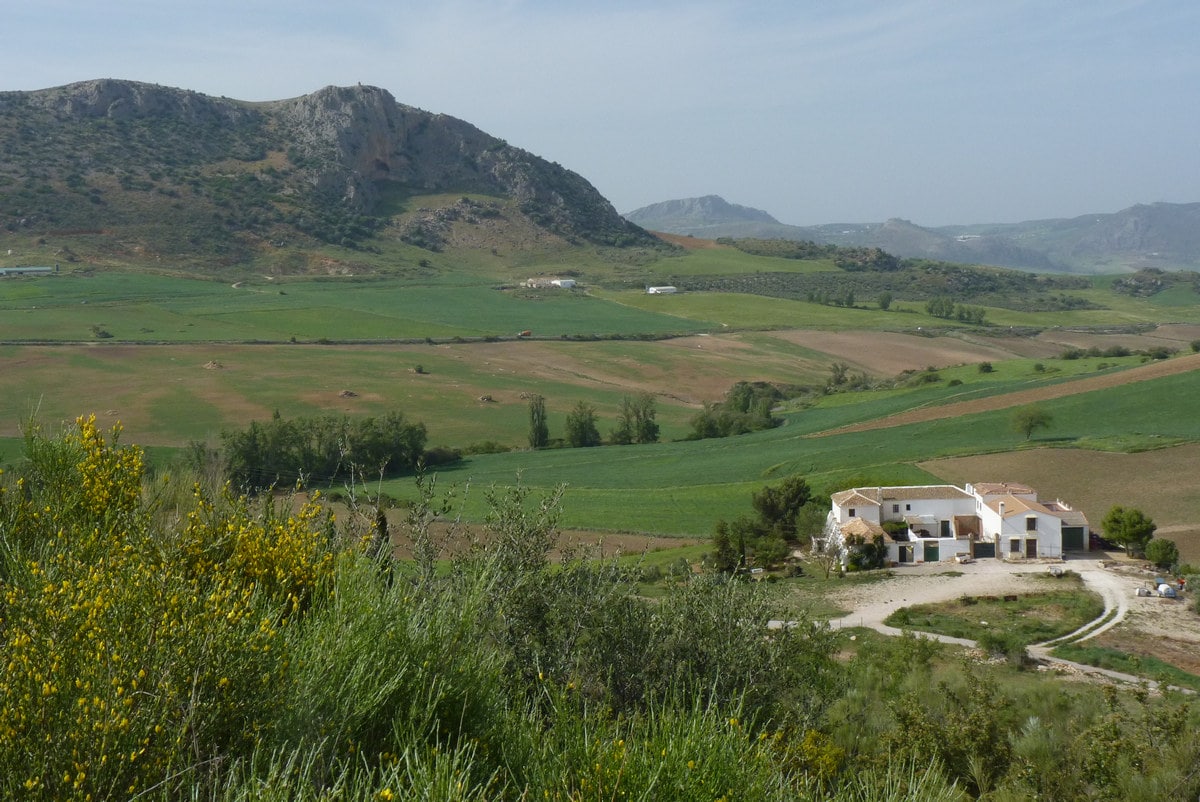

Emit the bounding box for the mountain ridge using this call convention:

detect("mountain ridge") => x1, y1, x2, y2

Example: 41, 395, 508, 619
0, 79, 659, 270
625, 196, 1200, 273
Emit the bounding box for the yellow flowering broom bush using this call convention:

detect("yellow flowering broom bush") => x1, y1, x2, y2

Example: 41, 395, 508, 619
0, 419, 343, 799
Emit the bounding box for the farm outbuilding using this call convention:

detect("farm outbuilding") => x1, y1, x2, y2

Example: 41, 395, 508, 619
0, 265, 55, 277
646, 286, 677, 294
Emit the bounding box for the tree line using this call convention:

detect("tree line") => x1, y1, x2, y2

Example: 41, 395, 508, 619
528, 382, 794, 451
206, 410, 431, 491
527, 392, 660, 449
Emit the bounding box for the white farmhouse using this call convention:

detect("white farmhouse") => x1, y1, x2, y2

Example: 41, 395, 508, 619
828, 482, 1090, 564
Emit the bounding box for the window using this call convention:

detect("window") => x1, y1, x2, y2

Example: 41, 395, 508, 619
848, 508, 856, 517
1026, 517, 1037, 532
892, 504, 899, 513
905, 504, 911, 511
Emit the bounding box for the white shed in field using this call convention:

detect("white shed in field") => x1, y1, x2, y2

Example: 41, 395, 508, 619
646, 286, 677, 294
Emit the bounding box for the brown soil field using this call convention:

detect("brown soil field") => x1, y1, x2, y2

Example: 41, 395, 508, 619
294, 493, 703, 562
766, 323, 1200, 375
1031, 323, 1200, 354
764, 329, 1024, 374
444, 337, 803, 407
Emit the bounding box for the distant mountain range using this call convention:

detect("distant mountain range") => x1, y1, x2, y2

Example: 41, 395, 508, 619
625, 195, 1200, 273
0, 79, 657, 270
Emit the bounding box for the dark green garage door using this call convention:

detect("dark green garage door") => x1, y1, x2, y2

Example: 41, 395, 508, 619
1062, 527, 1086, 550
973, 542, 996, 559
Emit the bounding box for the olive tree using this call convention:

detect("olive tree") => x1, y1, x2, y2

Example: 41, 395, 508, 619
1012, 406, 1052, 440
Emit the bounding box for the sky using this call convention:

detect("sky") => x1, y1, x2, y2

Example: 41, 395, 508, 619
4, 1, 1199, 227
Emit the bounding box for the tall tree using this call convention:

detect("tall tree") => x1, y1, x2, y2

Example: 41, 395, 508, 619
528, 394, 549, 449
710, 520, 740, 574
752, 475, 813, 541
612, 393, 659, 445
564, 400, 602, 448
1011, 406, 1052, 440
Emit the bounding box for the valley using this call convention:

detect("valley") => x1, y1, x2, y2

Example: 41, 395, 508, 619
3, 78, 1200, 799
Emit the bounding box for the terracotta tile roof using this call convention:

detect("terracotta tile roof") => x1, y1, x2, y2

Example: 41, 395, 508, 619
833, 485, 973, 505
972, 482, 1035, 496
831, 489, 879, 507
878, 485, 972, 501
837, 518, 894, 541
989, 494, 1054, 517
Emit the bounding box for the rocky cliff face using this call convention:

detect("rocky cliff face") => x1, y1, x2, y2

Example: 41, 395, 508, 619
267, 84, 647, 245
27, 78, 255, 126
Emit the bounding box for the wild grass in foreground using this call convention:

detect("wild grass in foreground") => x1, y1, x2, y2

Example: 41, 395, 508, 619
1050, 644, 1200, 692
2, 420, 1199, 800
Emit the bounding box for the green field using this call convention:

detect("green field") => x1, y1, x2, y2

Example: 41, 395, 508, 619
0, 272, 713, 342
4, 258, 1200, 546
369, 364, 1200, 535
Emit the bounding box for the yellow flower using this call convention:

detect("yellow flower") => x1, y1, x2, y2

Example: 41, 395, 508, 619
376, 790, 395, 801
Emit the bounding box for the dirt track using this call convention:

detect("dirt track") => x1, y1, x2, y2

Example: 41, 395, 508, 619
823, 557, 1200, 687
812, 352, 1200, 436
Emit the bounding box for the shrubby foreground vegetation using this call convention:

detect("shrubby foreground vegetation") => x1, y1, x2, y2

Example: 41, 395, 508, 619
2, 419, 1199, 800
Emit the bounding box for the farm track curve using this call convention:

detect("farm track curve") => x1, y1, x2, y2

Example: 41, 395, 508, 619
812, 559, 1195, 692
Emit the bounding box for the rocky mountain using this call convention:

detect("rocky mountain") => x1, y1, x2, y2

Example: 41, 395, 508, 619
625, 196, 1200, 273
0, 80, 657, 268
624, 195, 780, 234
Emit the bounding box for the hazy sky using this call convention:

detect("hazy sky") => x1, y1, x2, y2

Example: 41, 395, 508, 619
6, 1, 1198, 226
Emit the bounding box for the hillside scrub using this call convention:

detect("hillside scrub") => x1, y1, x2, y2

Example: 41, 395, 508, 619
0, 419, 839, 799
3, 420, 1199, 799
658, 255, 1098, 314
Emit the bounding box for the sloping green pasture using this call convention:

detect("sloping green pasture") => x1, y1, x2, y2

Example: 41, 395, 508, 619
381, 364, 1200, 535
